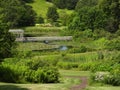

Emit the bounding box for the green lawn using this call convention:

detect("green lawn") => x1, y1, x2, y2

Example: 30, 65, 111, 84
85, 86, 120, 90
29, 0, 53, 17
60, 70, 90, 77
0, 74, 81, 90
29, 0, 73, 18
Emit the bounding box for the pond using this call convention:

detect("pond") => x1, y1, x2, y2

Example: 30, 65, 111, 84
59, 46, 68, 51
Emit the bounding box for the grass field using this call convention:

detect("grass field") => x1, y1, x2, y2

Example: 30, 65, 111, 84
29, 0, 73, 18
0, 78, 80, 90
29, 0, 53, 17
85, 86, 120, 90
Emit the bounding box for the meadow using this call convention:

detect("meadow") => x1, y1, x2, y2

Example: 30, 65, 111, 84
29, 0, 73, 18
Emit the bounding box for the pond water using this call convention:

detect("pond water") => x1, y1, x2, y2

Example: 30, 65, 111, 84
59, 46, 68, 51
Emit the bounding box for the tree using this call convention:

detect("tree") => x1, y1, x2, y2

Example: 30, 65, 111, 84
46, 6, 59, 22
66, 0, 79, 10
75, 0, 98, 11
68, 7, 107, 31
99, 0, 120, 33
0, 0, 36, 28
18, 5, 36, 27
59, 11, 70, 26
36, 15, 44, 24
46, 0, 52, 2
21, 0, 33, 3
0, 23, 15, 61
52, 0, 66, 9
52, 0, 78, 10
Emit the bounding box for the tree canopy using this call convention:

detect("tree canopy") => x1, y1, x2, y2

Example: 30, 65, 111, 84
0, 23, 15, 61
52, 0, 78, 10
0, 0, 36, 28
99, 0, 120, 33
46, 6, 59, 22
68, 0, 120, 33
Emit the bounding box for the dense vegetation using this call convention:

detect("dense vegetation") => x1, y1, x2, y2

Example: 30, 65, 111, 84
46, 0, 78, 10
0, 23, 15, 61
0, 0, 36, 28
69, 0, 120, 33
0, 0, 120, 89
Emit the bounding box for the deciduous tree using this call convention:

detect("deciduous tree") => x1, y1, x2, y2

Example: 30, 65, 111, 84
0, 0, 36, 28
46, 6, 59, 22
0, 23, 15, 61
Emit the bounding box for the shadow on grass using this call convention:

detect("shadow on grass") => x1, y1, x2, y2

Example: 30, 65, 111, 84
0, 85, 29, 90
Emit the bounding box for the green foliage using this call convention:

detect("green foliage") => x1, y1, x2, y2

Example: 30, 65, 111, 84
0, 0, 36, 28
105, 37, 120, 50
104, 64, 120, 86
59, 11, 70, 26
91, 65, 120, 86
36, 15, 44, 24
46, 6, 59, 22
65, 0, 79, 10
0, 23, 16, 61
52, 0, 66, 9
46, 0, 52, 2
0, 65, 17, 83
52, 0, 78, 10
99, 0, 120, 33
22, 0, 33, 3
68, 0, 120, 33
75, 0, 98, 11
68, 7, 107, 31
69, 45, 87, 53
0, 58, 60, 83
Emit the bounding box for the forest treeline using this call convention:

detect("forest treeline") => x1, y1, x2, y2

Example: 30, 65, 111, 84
69, 0, 120, 33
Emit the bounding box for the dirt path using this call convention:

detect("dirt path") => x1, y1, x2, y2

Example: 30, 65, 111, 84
65, 76, 88, 90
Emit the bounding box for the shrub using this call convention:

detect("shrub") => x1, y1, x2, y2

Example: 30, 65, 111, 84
30, 67, 58, 83
104, 74, 120, 86
0, 65, 17, 83
90, 72, 110, 84
0, 61, 60, 83
46, 6, 59, 22
69, 46, 87, 53
90, 65, 120, 86
36, 15, 44, 24
104, 65, 120, 86
105, 37, 120, 50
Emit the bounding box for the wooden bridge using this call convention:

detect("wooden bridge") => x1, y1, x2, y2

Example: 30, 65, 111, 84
16, 36, 73, 42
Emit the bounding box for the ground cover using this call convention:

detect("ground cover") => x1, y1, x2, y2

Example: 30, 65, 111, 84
23, 26, 66, 36
0, 70, 86, 90
28, 0, 53, 17
29, 0, 73, 18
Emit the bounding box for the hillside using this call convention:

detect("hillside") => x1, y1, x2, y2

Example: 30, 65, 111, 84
29, 0, 73, 18
29, 0, 53, 17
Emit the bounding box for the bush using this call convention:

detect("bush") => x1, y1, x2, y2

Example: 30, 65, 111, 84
104, 74, 120, 86
36, 15, 44, 24
106, 64, 120, 86
90, 72, 110, 84
69, 46, 87, 53
0, 65, 17, 83
46, 6, 59, 22
105, 37, 120, 50
36, 67, 60, 83
90, 65, 120, 86
0, 60, 60, 83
